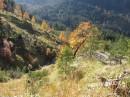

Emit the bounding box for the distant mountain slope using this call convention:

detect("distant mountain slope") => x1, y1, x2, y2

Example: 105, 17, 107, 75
15, 0, 64, 13
15, 0, 130, 36
84, 0, 130, 13
15, 0, 63, 5
15, 0, 130, 14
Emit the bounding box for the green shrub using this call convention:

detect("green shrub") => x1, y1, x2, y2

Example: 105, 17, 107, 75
26, 70, 48, 95
0, 67, 24, 82
28, 70, 48, 81
124, 77, 130, 89
8, 68, 23, 79
57, 46, 74, 75
0, 70, 10, 82
110, 36, 128, 57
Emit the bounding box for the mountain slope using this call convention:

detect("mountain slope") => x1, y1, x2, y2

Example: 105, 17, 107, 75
15, 0, 130, 36
1, 1, 130, 97
0, 10, 61, 70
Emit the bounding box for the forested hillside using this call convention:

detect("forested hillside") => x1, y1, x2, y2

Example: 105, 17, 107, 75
15, 0, 130, 36
0, 0, 63, 71
84, 0, 130, 13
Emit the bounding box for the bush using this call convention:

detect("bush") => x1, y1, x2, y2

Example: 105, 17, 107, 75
125, 77, 130, 89
57, 46, 74, 75
8, 68, 24, 79
28, 70, 48, 81
0, 67, 24, 82
0, 70, 10, 82
26, 70, 48, 95
110, 36, 128, 57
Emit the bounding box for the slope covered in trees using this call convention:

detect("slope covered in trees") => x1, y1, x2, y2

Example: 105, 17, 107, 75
0, 1, 62, 70
15, 0, 130, 36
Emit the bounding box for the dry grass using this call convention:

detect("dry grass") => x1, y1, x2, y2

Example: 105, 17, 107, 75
0, 59, 129, 97
0, 76, 26, 96
39, 79, 81, 97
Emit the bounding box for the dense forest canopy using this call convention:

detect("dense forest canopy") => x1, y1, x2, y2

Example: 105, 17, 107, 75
15, 0, 130, 36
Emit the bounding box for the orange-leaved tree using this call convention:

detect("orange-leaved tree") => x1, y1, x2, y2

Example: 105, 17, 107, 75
0, 0, 4, 10
59, 32, 67, 42
69, 22, 99, 56
69, 22, 92, 49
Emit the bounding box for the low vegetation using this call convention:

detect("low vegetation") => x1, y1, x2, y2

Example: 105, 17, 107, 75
26, 70, 49, 95
57, 46, 74, 75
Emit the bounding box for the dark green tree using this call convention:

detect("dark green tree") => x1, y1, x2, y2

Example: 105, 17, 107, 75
83, 27, 100, 58
4, 0, 15, 11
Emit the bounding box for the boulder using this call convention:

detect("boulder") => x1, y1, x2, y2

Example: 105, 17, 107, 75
0, 38, 14, 62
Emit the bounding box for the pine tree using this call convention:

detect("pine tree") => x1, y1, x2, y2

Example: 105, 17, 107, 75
111, 36, 128, 57
4, 0, 15, 11
57, 46, 74, 75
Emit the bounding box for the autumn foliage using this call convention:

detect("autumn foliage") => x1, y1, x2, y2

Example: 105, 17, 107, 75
59, 32, 67, 42
69, 22, 92, 49
40, 20, 51, 32
14, 4, 23, 17
23, 12, 30, 20
0, 0, 5, 10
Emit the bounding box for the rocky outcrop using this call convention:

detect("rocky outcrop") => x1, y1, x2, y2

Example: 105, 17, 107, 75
0, 38, 14, 62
